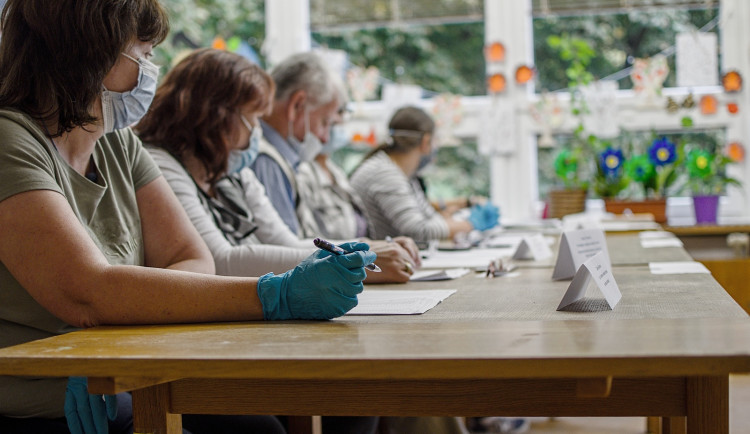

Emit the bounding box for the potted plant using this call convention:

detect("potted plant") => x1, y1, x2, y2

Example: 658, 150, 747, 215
602, 135, 683, 223
544, 35, 595, 219
548, 128, 591, 218
593, 140, 630, 201
685, 145, 741, 224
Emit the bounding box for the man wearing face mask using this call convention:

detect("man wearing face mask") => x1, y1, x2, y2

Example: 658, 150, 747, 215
251, 51, 337, 236
296, 100, 374, 240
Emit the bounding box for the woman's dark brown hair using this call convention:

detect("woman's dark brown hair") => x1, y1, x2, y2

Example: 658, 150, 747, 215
0, 0, 169, 137
136, 48, 275, 186
385, 106, 435, 154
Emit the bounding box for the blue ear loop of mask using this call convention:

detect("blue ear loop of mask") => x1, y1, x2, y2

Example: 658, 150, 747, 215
101, 53, 160, 133
227, 115, 262, 174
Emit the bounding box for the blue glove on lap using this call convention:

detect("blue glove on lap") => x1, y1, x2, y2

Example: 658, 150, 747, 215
468, 202, 500, 231
257, 242, 377, 320
65, 376, 117, 434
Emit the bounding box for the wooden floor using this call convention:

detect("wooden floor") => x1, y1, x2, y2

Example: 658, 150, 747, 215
521, 374, 750, 433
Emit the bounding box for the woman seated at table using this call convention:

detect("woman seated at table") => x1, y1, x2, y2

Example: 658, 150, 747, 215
0, 2, 376, 433
136, 48, 417, 284
349, 106, 500, 243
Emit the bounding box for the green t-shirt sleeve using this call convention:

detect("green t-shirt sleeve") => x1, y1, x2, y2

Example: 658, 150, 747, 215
116, 128, 162, 191
0, 116, 63, 204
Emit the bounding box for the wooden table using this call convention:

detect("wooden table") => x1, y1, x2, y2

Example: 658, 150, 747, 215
664, 224, 750, 313
0, 257, 749, 434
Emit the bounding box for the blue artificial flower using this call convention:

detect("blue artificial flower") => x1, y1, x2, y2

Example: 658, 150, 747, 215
648, 137, 677, 166
599, 147, 624, 178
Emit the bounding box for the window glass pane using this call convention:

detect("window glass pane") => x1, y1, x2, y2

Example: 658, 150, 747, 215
533, 7, 719, 91
156, 0, 266, 70
311, 0, 483, 29
312, 23, 485, 97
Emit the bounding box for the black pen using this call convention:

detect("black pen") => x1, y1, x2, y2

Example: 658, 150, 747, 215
313, 238, 382, 272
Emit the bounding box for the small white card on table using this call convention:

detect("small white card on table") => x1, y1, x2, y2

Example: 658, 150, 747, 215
552, 228, 611, 281
557, 251, 621, 311
512, 234, 553, 260
649, 261, 710, 274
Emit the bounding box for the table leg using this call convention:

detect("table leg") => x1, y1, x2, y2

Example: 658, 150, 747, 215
686, 376, 728, 434
662, 416, 686, 434
132, 383, 182, 434
646, 416, 661, 433
287, 416, 322, 434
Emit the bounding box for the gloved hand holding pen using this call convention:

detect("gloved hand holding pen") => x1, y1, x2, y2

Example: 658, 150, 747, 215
256, 241, 377, 320
468, 202, 500, 232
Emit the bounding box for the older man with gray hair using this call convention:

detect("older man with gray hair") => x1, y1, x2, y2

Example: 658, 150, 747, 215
252, 51, 342, 235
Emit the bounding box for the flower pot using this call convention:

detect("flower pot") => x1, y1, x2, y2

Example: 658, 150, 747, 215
692, 195, 719, 225
547, 189, 587, 219
603, 198, 667, 223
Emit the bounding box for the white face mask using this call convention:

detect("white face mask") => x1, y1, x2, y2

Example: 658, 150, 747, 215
227, 115, 262, 174
288, 109, 322, 162
101, 53, 160, 133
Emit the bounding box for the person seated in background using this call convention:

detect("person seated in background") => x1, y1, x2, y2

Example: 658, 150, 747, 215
248, 50, 420, 279
0, 2, 377, 433
136, 48, 415, 286
349, 106, 500, 243
296, 104, 372, 241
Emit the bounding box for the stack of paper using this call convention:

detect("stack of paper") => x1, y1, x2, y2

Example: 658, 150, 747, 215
346, 289, 457, 315
410, 268, 471, 281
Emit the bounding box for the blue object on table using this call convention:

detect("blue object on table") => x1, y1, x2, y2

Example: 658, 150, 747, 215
468, 202, 500, 231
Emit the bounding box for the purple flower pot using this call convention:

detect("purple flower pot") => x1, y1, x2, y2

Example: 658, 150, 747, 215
692, 195, 719, 225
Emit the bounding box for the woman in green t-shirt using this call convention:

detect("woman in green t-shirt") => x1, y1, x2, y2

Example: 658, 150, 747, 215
0, 1, 376, 433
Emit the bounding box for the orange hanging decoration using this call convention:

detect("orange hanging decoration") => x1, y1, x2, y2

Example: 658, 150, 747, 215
699, 95, 718, 115
212, 37, 227, 51
484, 42, 505, 63
487, 73, 507, 94
365, 128, 377, 146
727, 142, 745, 163
727, 102, 740, 114
515, 65, 534, 84
722, 70, 743, 93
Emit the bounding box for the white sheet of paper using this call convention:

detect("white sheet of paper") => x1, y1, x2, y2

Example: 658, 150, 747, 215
639, 231, 677, 239
346, 289, 457, 315
649, 262, 710, 275
676, 32, 718, 87
598, 221, 662, 232
410, 268, 471, 281
513, 234, 553, 260
552, 229, 611, 280
557, 251, 621, 310
420, 248, 516, 269
640, 238, 684, 249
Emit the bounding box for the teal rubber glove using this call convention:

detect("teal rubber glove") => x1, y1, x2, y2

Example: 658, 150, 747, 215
65, 376, 117, 434
468, 202, 500, 231
257, 241, 376, 320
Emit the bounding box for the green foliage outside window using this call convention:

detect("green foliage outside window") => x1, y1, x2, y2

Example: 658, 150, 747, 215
533, 8, 719, 92
312, 23, 485, 97
155, 0, 266, 69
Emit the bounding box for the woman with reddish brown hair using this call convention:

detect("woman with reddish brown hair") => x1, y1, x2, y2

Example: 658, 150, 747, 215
138, 48, 417, 284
